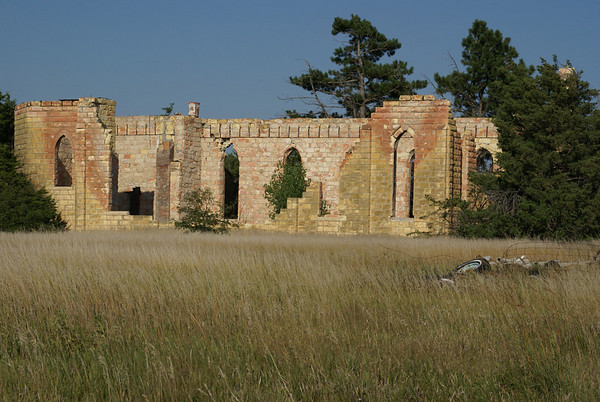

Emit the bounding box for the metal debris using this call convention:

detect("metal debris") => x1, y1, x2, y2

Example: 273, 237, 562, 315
451, 257, 491, 277
492, 255, 573, 269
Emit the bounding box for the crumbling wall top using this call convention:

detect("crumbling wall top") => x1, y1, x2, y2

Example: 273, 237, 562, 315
455, 117, 498, 138
15, 97, 116, 111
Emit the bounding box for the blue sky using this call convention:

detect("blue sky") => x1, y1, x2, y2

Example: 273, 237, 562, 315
2, 0, 599, 118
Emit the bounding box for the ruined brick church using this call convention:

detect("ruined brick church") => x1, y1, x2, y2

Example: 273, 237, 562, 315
14, 95, 499, 234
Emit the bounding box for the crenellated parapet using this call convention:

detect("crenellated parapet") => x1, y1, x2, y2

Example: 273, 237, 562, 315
197, 118, 367, 139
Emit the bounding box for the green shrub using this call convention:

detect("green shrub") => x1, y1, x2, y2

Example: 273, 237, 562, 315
175, 188, 234, 233
0, 145, 67, 232
263, 150, 311, 219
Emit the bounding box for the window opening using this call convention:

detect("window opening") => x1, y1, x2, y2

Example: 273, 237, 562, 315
392, 132, 414, 218
286, 148, 302, 166
408, 153, 415, 218
55, 136, 73, 186
476, 149, 493, 173
392, 137, 399, 217
224, 144, 239, 219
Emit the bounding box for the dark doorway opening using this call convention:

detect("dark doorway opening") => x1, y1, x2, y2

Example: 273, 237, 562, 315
128, 187, 141, 215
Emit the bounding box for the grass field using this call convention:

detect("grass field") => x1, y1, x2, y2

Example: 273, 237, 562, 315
1, 230, 599, 400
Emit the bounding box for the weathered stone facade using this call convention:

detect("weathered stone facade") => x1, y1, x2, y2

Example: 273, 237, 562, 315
14, 95, 498, 234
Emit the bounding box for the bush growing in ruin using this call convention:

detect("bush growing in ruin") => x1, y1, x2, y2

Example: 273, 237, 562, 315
175, 188, 234, 233
264, 150, 311, 219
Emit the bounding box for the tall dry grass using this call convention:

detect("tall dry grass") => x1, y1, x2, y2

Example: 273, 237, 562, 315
0, 230, 599, 400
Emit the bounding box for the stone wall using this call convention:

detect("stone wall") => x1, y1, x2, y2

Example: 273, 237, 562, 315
14, 100, 79, 224
14, 96, 500, 234
191, 118, 365, 223
265, 95, 461, 235
14, 98, 162, 229
456, 118, 499, 199
334, 95, 457, 235
73, 97, 117, 229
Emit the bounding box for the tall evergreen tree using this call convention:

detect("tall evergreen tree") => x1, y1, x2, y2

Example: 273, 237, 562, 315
449, 58, 600, 239
288, 15, 426, 118
0, 91, 16, 147
492, 58, 600, 238
434, 20, 531, 117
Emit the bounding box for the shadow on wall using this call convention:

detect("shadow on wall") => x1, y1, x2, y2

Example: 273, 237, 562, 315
113, 188, 154, 216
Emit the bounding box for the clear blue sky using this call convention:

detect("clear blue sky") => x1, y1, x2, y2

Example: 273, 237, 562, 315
2, 0, 599, 119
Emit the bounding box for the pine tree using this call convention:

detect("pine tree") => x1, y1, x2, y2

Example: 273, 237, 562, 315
434, 20, 531, 117
492, 58, 600, 238
0, 91, 16, 147
288, 15, 426, 118
451, 58, 600, 239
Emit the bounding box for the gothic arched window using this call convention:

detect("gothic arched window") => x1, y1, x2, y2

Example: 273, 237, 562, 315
476, 149, 493, 173
224, 144, 239, 219
408, 152, 415, 218
286, 148, 302, 166
55, 136, 72, 186
392, 130, 415, 218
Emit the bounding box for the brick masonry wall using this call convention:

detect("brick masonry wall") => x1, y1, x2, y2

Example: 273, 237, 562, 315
359, 95, 456, 234
189, 118, 366, 225
114, 116, 178, 194
14, 100, 79, 224
14, 96, 500, 234
112, 115, 191, 217
14, 100, 79, 189
268, 95, 458, 235
456, 118, 499, 199
169, 161, 182, 221
14, 98, 162, 230
74, 98, 117, 228
179, 118, 201, 197
155, 141, 174, 223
